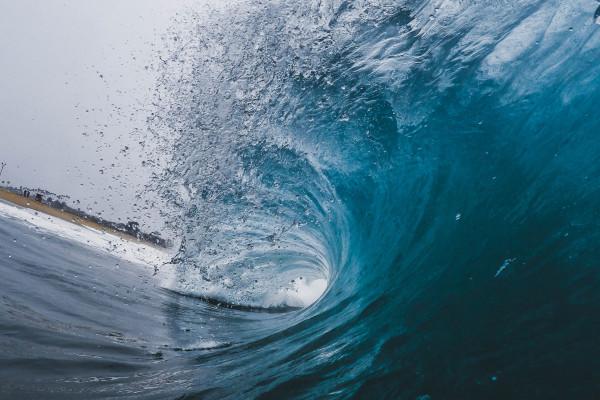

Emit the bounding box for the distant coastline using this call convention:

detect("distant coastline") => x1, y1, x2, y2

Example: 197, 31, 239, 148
0, 186, 171, 249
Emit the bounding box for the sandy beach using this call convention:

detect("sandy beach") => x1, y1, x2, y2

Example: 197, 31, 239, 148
0, 187, 163, 249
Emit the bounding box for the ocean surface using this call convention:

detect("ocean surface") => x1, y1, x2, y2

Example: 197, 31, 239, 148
3, 1, 600, 398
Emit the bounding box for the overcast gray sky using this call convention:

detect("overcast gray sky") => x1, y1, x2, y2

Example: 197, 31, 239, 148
0, 0, 194, 229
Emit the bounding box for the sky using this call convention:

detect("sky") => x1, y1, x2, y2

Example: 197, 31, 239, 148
0, 0, 192, 230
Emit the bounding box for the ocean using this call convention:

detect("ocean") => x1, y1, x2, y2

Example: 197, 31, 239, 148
2, 0, 600, 398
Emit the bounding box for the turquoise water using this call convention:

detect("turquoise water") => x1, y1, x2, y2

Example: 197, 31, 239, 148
3, 1, 600, 398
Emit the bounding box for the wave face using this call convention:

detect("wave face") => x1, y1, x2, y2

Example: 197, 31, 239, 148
145, 0, 600, 397
150, 0, 600, 397
3, 1, 600, 399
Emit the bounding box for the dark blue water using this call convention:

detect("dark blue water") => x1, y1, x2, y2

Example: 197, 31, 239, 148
3, 1, 600, 398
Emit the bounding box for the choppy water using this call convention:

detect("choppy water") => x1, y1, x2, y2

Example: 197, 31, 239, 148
3, 0, 600, 398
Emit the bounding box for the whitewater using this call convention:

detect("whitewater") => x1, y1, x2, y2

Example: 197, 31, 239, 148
2, 0, 600, 398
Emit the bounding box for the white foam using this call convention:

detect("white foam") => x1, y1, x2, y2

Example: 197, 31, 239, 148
262, 277, 327, 309
186, 340, 230, 350
0, 199, 170, 267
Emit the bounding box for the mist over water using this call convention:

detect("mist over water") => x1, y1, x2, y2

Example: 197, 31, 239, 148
2, 0, 600, 398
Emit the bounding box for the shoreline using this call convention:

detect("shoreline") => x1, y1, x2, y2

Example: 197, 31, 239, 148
0, 188, 164, 250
